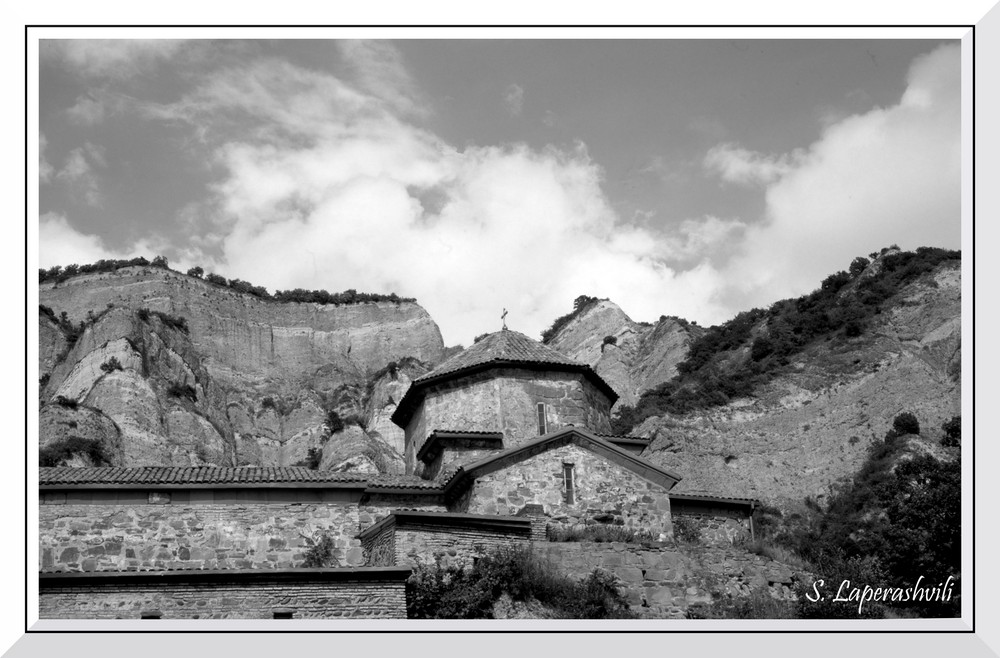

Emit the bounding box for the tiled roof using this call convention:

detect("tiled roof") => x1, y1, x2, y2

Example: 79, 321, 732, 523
669, 491, 761, 506
39, 467, 443, 490
415, 329, 583, 383
392, 329, 618, 427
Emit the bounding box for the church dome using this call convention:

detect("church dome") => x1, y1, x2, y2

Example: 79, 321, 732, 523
391, 329, 618, 429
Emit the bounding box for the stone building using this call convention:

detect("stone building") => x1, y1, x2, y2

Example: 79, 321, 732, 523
38, 328, 758, 619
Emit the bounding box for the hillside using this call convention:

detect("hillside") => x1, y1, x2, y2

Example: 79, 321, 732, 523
544, 298, 702, 409
632, 249, 960, 507
38, 265, 444, 471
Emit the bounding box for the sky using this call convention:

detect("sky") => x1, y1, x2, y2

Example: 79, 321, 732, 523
37, 38, 962, 347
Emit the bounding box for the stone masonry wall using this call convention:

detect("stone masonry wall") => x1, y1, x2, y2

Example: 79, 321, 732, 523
457, 444, 673, 537
403, 369, 612, 474
393, 525, 530, 569
541, 542, 801, 619
39, 576, 407, 619
40, 491, 447, 572
361, 523, 396, 567
674, 513, 750, 547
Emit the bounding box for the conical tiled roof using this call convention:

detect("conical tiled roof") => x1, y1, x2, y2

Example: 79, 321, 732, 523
391, 329, 618, 427
414, 329, 582, 383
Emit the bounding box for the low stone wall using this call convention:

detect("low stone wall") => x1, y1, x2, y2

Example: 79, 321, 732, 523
360, 512, 531, 569
39, 568, 410, 619
540, 542, 802, 618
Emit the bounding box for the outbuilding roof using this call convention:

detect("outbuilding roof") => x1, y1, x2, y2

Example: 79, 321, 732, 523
38, 466, 444, 491
391, 329, 618, 427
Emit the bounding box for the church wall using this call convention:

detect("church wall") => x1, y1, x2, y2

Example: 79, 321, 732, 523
403, 369, 613, 475
40, 490, 447, 572
39, 572, 408, 619
456, 444, 673, 537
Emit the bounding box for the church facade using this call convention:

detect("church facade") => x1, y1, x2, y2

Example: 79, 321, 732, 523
38, 329, 756, 619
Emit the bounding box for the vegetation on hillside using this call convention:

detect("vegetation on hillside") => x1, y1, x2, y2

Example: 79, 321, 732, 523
611, 247, 960, 433
39, 256, 415, 306
750, 413, 961, 618
406, 545, 633, 619
540, 295, 601, 344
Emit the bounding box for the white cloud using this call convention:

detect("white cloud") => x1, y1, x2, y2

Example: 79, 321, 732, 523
39, 213, 118, 267
715, 43, 961, 312
55, 143, 106, 206
134, 58, 732, 345
336, 40, 430, 118
39, 133, 54, 183
704, 143, 804, 186
42, 39, 185, 79
503, 84, 524, 117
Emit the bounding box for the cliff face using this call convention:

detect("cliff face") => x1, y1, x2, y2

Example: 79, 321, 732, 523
38, 267, 443, 471
546, 300, 701, 409
638, 261, 961, 508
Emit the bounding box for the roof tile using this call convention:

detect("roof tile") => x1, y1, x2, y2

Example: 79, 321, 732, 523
415, 329, 582, 383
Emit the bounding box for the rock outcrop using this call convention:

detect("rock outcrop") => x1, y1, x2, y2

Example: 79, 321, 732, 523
38, 267, 444, 471
546, 300, 701, 409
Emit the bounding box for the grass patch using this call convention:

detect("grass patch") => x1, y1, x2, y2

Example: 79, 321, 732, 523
546, 524, 657, 544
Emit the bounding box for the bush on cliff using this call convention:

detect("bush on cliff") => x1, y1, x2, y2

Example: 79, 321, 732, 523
405, 545, 633, 619
39, 436, 110, 467
540, 295, 600, 344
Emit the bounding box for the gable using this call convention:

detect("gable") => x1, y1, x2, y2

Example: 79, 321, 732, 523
443, 427, 681, 497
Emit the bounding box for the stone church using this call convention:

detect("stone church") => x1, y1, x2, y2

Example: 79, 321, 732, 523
39, 328, 758, 619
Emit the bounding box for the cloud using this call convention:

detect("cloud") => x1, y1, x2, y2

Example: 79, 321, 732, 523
55, 143, 106, 206
134, 58, 731, 345
503, 84, 524, 117
714, 43, 960, 312
39, 133, 54, 183
336, 41, 430, 118
704, 143, 804, 186
39, 213, 118, 267
42, 39, 185, 79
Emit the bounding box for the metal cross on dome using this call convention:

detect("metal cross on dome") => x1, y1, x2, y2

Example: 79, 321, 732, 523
501, 308, 508, 330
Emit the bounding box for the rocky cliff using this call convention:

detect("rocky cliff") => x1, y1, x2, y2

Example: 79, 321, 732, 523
38, 267, 444, 471
546, 300, 701, 409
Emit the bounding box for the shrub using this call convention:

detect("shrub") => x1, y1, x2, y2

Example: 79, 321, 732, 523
602, 335, 618, 347
53, 396, 78, 409
750, 336, 773, 361
301, 532, 338, 567
151, 255, 169, 269
294, 447, 323, 470
892, 412, 920, 436
671, 516, 702, 544
137, 309, 189, 334
39, 436, 110, 467
205, 273, 228, 286
406, 545, 633, 619
186, 266, 204, 278
849, 256, 871, 277
941, 416, 960, 447
540, 295, 600, 343
473, 333, 488, 343
167, 383, 197, 402
325, 410, 345, 435
100, 356, 123, 373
